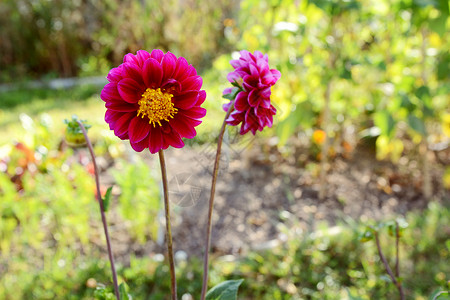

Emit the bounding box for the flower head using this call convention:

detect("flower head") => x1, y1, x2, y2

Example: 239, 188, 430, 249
223, 50, 280, 135
101, 50, 206, 153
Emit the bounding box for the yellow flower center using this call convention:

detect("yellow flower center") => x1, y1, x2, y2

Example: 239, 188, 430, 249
137, 88, 178, 127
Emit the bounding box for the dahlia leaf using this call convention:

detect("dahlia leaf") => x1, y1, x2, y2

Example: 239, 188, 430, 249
206, 279, 243, 300
223, 87, 240, 100
102, 186, 113, 212
119, 282, 132, 300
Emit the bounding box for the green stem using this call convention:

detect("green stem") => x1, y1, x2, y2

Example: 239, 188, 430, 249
200, 102, 235, 300
77, 121, 119, 300
158, 150, 177, 300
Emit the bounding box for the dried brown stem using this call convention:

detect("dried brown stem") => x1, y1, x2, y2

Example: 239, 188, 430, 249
77, 121, 119, 300
200, 102, 235, 300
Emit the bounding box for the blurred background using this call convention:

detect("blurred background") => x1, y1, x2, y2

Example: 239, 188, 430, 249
0, 0, 449, 299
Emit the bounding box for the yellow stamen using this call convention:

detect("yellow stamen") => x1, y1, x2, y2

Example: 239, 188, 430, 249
137, 88, 177, 127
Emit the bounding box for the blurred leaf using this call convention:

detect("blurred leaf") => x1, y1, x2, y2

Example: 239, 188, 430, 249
400, 94, 416, 112
374, 111, 396, 138
407, 115, 427, 135
206, 279, 244, 300
429, 15, 447, 37
359, 229, 374, 243
102, 186, 113, 212
119, 282, 132, 300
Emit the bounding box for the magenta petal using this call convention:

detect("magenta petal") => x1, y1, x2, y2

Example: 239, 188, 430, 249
150, 49, 164, 62
107, 66, 123, 83
101, 83, 122, 101
186, 65, 197, 77
130, 136, 148, 152
136, 50, 151, 66
148, 127, 163, 154
230, 59, 241, 69
118, 78, 144, 103
128, 117, 151, 143
161, 52, 177, 80
123, 53, 139, 65
234, 92, 250, 111
196, 90, 206, 106
173, 91, 198, 110
170, 116, 197, 139
143, 58, 163, 87
173, 57, 189, 80
271, 69, 281, 81
248, 89, 260, 107
122, 62, 144, 85
181, 76, 202, 91
227, 72, 241, 83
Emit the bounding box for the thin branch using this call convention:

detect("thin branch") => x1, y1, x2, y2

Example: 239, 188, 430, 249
395, 221, 400, 278
200, 102, 235, 300
77, 121, 119, 300
158, 150, 177, 300
374, 231, 405, 300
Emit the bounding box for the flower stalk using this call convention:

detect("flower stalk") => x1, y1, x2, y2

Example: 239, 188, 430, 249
200, 102, 235, 300
77, 120, 120, 300
158, 150, 177, 300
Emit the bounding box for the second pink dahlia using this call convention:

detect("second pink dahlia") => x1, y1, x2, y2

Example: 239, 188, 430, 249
101, 50, 206, 154
223, 50, 280, 135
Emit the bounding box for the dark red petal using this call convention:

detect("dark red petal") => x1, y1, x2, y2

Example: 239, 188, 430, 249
114, 112, 135, 137
196, 90, 206, 106
118, 132, 129, 140
148, 127, 163, 154
161, 79, 181, 93
105, 110, 121, 124
173, 91, 199, 110
181, 76, 202, 91
101, 83, 122, 102
143, 58, 163, 88
105, 99, 138, 112
161, 52, 177, 80
128, 116, 151, 143
179, 106, 206, 119
118, 78, 144, 103
150, 49, 164, 62
122, 62, 144, 86
170, 116, 198, 139
130, 136, 148, 152
226, 110, 244, 126
164, 129, 185, 149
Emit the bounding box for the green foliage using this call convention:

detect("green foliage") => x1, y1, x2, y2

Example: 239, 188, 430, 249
206, 280, 244, 300
112, 158, 160, 244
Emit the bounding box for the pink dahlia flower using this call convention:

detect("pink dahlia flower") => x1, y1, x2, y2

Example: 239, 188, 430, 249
101, 50, 206, 154
223, 50, 280, 135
